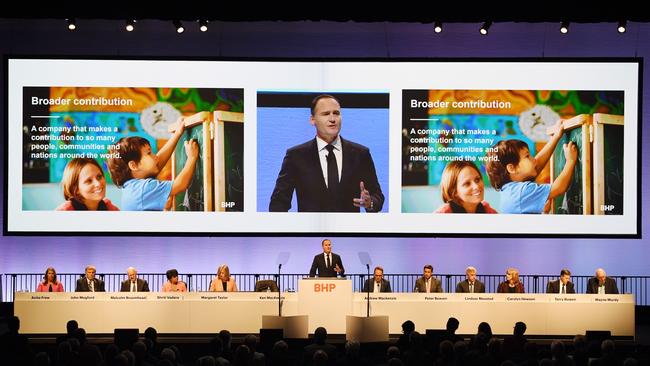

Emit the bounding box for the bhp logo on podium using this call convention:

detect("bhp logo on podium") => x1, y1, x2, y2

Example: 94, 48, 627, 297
314, 283, 336, 292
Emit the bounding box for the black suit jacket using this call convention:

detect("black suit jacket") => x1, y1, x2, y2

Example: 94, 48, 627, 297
309, 253, 344, 277
455, 279, 486, 293
120, 278, 150, 292
362, 278, 392, 293
546, 280, 576, 294
75, 277, 105, 292
269, 137, 384, 212
586, 277, 619, 294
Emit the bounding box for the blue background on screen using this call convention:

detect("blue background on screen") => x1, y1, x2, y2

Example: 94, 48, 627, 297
257, 107, 389, 212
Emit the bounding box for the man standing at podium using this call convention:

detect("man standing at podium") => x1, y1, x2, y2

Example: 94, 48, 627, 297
309, 239, 344, 277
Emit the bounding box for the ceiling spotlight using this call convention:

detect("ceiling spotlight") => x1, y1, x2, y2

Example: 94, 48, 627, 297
199, 20, 208, 32
433, 21, 442, 34
618, 20, 627, 33
173, 20, 184, 34
560, 21, 569, 34
125, 19, 135, 32
479, 21, 491, 35
67, 18, 76, 31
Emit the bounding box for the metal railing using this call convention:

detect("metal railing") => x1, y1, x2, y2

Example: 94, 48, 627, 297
2, 273, 647, 305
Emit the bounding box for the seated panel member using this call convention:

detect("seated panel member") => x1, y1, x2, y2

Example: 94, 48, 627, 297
362, 266, 392, 293
120, 267, 150, 292
209, 264, 238, 292
36, 267, 64, 292
456, 266, 485, 293
309, 239, 344, 277
269, 94, 384, 212
162, 269, 187, 292
586, 268, 619, 294
75, 265, 105, 292
546, 268, 575, 294
414, 264, 443, 293
497, 268, 525, 293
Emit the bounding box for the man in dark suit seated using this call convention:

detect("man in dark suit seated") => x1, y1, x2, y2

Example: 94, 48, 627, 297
586, 268, 619, 294
455, 266, 485, 293
546, 268, 576, 294
302, 327, 337, 365
362, 266, 392, 293
309, 239, 344, 277
120, 267, 150, 292
269, 94, 384, 212
414, 264, 443, 293
75, 265, 105, 292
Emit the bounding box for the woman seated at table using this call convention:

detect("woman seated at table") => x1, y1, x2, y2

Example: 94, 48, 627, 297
209, 264, 238, 292
497, 267, 525, 293
36, 267, 64, 292
162, 269, 187, 292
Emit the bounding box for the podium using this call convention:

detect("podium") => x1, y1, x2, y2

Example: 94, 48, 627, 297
262, 315, 309, 338
298, 278, 352, 333
346, 315, 389, 342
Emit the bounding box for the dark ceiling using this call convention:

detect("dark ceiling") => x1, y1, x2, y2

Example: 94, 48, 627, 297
2, 2, 648, 23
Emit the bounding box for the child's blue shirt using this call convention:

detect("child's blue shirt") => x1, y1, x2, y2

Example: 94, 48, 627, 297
121, 178, 172, 211
499, 181, 551, 214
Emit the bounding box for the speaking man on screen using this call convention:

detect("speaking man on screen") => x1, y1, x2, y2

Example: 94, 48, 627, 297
309, 239, 344, 277
269, 94, 384, 212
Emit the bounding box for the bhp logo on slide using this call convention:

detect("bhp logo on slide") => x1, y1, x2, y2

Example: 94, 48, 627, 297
314, 283, 336, 292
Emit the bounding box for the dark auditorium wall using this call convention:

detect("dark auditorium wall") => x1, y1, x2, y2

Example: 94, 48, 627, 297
0, 19, 648, 276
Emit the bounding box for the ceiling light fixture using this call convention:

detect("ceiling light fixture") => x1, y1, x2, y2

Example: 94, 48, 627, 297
173, 20, 184, 34
479, 21, 491, 35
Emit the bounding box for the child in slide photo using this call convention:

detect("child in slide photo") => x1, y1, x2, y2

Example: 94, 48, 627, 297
485, 120, 577, 214
434, 161, 497, 214
56, 157, 120, 211
107, 118, 199, 211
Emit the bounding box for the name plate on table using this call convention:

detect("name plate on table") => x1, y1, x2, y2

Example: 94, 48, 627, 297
361, 295, 399, 301
68, 295, 99, 301
462, 296, 496, 302
592, 295, 633, 303
550, 295, 588, 303
108, 294, 150, 301
423, 295, 451, 301
503, 295, 547, 302
153, 294, 185, 301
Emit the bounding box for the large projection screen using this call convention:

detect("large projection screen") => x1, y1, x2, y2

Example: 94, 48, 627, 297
5, 58, 640, 236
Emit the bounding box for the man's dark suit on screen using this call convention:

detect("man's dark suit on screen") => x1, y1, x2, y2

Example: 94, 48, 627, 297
363, 278, 392, 293
546, 280, 576, 294
309, 253, 344, 277
75, 277, 105, 292
120, 278, 150, 292
455, 279, 485, 293
586, 277, 619, 294
269, 137, 384, 212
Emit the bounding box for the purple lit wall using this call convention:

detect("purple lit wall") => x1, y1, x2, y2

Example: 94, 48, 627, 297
0, 20, 649, 277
